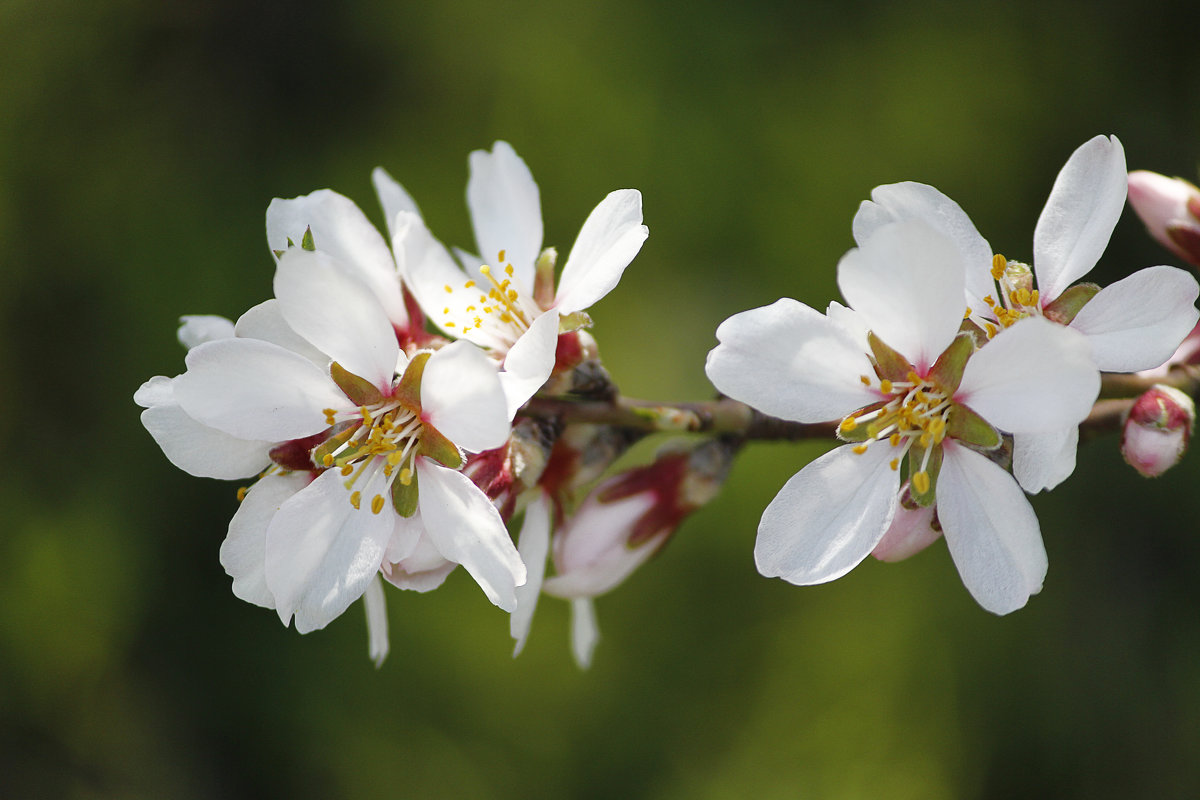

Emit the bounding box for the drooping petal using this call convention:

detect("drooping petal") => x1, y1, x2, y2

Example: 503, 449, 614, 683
416, 459, 525, 612
498, 310, 559, 418
706, 299, 877, 423
1068, 265, 1200, 372
421, 340, 510, 452
220, 472, 311, 609
542, 493, 661, 600
233, 300, 330, 365
264, 466, 394, 633
177, 315, 235, 349
383, 527, 457, 593
937, 443, 1047, 615
511, 493, 552, 657
266, 188, 407, 325
363, 575, 390, 667
836, 220, 966, 372
957, 317, 1098, 434
755, 443, 900, 585
1033, 135, 1127, 302
138, 386, 272, 479
852, 182, 995, 313
570, 597, 599, 670
274, 248, 399, 389
175, 338, 350, 441
467, 141, 543, 288
871, 492, 941, 562
554, 189, 648, 314
1013, 427, 1079, 494
371, 166, 422, 240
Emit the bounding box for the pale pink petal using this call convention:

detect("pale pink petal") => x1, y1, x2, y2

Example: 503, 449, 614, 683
175, 338, 350, 441
570, 597, 599, 669
706, 299, 877, 423
837, 220, 966, 372
264, 466, 394, 633
1069, 265, 1200, 372
274, 248, 398, 389
1033, 135, 1127, 302
554, 189, 648, 314
416, 459, 526, 612
852, 181, 994, 313
266, 188, 407, 325
221, 472, 311, 609
511, 493, 552, 657
755, 443, 900, 585
542, 493, 660, 599
498, 310, 559, 418
371, 166, 421, 240
383, 529, 457, 593
957, 317, 1098, 434
177, 315, 235, 349
937, 443, 1047, 615
421, 340, 510, 452
363, 575, 390, 667
138, 383, 272, 479
871, 498, 941, 562
233, 300, 329, 365
467, 141, 543, 288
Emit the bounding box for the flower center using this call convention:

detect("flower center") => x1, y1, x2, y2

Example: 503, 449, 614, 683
440, 250, 540, 342
317, 402, 424, 514
978, 253, 1040, 338
839, 370, 952, 494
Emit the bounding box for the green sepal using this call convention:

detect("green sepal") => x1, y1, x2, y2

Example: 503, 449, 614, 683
419, 423, 464, 469
286, 237, 296, 248
330, 362, 384, 407
391, 461, 419, 518
394, 351, 431, 414
534, 247, 558, 308
906, 444, 943, 507
310, 421, 358, 467
300, 226, 316, 252
835, 401, 887, 443
927, 333, 975, 394
868, 332, 912, 382
946, 402, 1001, 450
1043, 282, 1100, 325
272, 248, 286, 259
559, 310, 593, 333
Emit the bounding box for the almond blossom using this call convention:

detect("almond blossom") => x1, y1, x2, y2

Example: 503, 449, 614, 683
853, 135, 1200, 492
374, 141, 648, 416
158, 245, 525, 636
706, 220, 1099, 614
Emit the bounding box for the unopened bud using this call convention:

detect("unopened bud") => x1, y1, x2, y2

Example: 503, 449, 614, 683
1121, 385, 1194, 477
1127, 171, 1200, 267
871, 481, 942, 562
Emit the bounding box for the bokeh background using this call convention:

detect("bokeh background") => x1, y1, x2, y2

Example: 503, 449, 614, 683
4, 0, 1200, 797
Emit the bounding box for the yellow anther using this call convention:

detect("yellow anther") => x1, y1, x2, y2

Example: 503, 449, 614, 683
906, 370, 922, 384
852, 444, 869, 455
889, 433, 901, 446
445, 321, 456, 328
912, 471, 931, 495
505, 264, 514, 277
350, 491, 362, 510
236, 486, 248, 502
985, 322, 998, 338
919, 433, 931, 448
399, 467, 413, 485
963, 307, 973, 319
889, 458, 900, 471
499, 313, 513, 323
498, 250, 506, 262
321, 453, 334, 467
879, 379, 893, 394
464, 280, 476, 289
443, 306, 450, 315
473, 316, 483, 327
507, 289, 518, 301
860, 375, 871, 386
341, 464, 354, 476
371, 495, 385, 514
1030, 289, 1039, 305
444, 284, 453, 293
359, 406, 373, 423
839, 416, 858, 433
991, 254, 1007, 280
466, 305, 476, 312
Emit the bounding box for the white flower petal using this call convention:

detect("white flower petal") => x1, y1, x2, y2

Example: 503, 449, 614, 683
177, 315, 235, 349
266, 188, 407, 325
498, 310, 559, 418
937, 443, 1047, 615
957, 317, 1098, 434
706, 299, 877, 423
852, 182, 994, 313
264, 466, 394, 633
570, 597, 599, 670
274, 248, 398, 389
871, 496, 941, 562
421, 340, 510, 452
542, 493, 660, 599
837, 220, 966, 371
417, 459, 525, 612
383, 528, 457, 593
1013, 427, 1079, 494
755, 443, 899, 585
511, 493, 552, 657
1069, 265, 1200, 372
371, 166, 422, 240
221, 472, 311, 609
1033, 135, 1127, 302
139, 394, 272, 479
554, 189, 648, 314
233, 300, 329, 365
175, 338, 349, 441
363, 575, 390, 668
467, 141, 543, 287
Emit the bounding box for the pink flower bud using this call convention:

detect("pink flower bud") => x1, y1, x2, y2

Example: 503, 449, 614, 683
1121, 385, 1194, 477
871, 481, 941, 562
1127, 171, 1200, 267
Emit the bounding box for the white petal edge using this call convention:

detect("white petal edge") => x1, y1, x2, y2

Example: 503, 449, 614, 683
511, 493, 552, 657
139, 392, 272, 479
1033, 135, 1127, 302
363, 575, 390, 668
233, 299, 329, 366
421, 340, 510, 452
417, 459, 526, 612
220, 473, 311, 609
937, 443, 1047, 615
177, 315, 235, 349
467, 141, 543, 288
1069, 265, 1200, 372
499, 310, 559, 418
554, 189, 648, 314
570, 597, 599, 670
371, 166, 422, 239
755, 443, 899, 585
1013, 427, 1079, 494
706, 299, 878, 423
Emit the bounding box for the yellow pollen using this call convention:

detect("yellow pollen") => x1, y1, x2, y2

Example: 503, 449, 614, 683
889, 458, 899, 471
840, 416, 858, 433
985, 322, 998, 338
879, 379, 893, 394
341, 464, 354, 476
444, 284, 452, 293
443, 306, 450, 315
860, 375, 871, 386
464, 280, 476, 289
498, 250, 506, 262
912, 471, 931, 495
350, 491, 362, 509
889, 433, 901, 446
399, 467, 414, 485
1030, 289, 1039, 305
359, 406, 373, 423
371, 495, 385, 514
991, 254, 1007, 279
445, 321, 456, 328
322, 453, 334, 467
963, 307, 972, 319
505, 264, 514, 277
236, 486, 248, 501
852, 444, 869, 455
906, 370, 921, 384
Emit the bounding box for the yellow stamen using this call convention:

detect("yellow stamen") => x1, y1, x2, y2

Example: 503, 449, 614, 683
350, 491, 362, 510
840, 417, 858, 433
879, 379, 893, 394
852, 444, 869, 455
991, 254, 1006, 280
912, 471, 930, 495
236, 487, 248, 501
371, 495, 385, 514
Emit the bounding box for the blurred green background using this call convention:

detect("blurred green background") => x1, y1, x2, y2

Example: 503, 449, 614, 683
4, 0, 1200, 797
